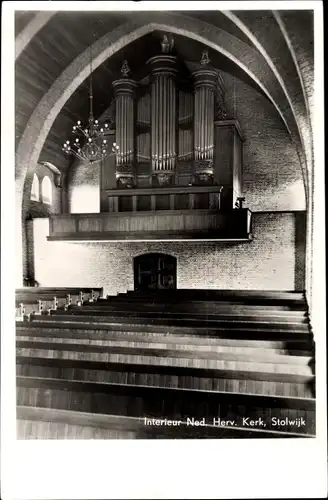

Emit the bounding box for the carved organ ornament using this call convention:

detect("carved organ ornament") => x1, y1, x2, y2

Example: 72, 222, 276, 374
112, 36, 233, 188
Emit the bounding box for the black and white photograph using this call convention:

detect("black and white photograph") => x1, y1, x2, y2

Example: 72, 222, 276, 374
1, 1, 326, 498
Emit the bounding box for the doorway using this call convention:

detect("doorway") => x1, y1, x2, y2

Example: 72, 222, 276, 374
134, 253, 177, 291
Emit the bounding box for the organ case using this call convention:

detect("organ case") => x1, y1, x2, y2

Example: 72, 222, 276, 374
99, 38, 244, 211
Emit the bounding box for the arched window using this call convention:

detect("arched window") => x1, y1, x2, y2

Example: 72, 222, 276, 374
30, 173, 40, 201
41, 175, 52, 205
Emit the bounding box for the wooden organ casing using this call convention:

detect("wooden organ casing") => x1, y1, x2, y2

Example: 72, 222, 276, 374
100, 43, 244, 211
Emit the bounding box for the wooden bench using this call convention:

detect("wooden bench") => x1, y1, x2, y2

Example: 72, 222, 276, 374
114, 290, 306, 307
74, 302, 307, 319
16, 287, 103, 302
15, 287, 315, 439
16, 287, 104, 320
17, 406, 308, 439
16, 376, 315, 436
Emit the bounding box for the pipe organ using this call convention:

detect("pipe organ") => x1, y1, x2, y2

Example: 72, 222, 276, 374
192, 62, 217, 183
107, 36, 243, 205
148, 54, 178, 185
178, 91, 193, 164
112, 61, 137, 188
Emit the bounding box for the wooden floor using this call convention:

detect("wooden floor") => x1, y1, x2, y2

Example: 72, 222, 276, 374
16, 288, 315, 439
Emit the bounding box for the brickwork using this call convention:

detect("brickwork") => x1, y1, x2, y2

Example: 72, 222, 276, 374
32, 212, 305, 295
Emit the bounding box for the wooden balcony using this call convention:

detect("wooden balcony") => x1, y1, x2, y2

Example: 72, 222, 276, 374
48, 206, 252, 243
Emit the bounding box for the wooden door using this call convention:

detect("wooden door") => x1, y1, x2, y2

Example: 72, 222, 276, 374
134, 253, 177, 291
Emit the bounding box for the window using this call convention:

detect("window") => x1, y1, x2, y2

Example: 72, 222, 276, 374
30, 174, 40, 201
41, 175, 52, 205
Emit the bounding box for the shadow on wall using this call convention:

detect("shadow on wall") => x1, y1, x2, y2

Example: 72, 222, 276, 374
294, 211, 306, 291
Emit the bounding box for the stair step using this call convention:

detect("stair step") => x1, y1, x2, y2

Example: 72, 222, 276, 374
16, 406, 311, 439
16, 356, 315, 398
16, 376, 315, 435
16, 325, 314, 350
16, 343, 313, 375
16, 336, 313, 362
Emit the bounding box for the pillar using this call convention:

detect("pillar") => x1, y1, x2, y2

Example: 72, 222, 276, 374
112, 61, 137, 188
148, 49, 178, 186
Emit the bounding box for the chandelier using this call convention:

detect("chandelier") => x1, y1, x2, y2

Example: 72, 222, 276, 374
62, 46, 119, 163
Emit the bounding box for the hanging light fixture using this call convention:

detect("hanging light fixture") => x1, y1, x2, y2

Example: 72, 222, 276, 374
62, 43, 119, 163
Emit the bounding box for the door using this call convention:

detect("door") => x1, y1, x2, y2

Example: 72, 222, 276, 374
134, 253, 177, 291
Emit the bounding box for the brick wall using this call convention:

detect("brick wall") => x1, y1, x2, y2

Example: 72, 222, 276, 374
32, 212, 305, 295
221, 72, 306, 211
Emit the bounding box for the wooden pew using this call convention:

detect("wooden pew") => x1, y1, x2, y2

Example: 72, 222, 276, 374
16, 287, 103, 302
16, 314, 315, 403
17, 406, 307, 439
112, 290, 306, 307
69, 304, 307, 322
46, 309, 310, 332
15, 287, 104, 320
16, 375, 315, 437
15, 287, 315, 439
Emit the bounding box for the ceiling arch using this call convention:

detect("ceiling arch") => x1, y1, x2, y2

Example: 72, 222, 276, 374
222, 10, 311, 197
15, 11, 55, 59
16, 11, 310, 201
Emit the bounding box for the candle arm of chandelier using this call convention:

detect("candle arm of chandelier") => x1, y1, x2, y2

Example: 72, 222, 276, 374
72, 120, 112, 137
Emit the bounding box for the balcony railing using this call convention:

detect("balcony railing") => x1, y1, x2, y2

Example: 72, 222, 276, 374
105, 185, 223, 213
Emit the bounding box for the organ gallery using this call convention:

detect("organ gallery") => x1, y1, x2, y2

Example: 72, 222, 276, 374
100, 34, 244, 215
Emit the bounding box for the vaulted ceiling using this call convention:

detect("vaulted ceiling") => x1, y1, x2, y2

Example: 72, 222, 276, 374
15, 9, 314, 201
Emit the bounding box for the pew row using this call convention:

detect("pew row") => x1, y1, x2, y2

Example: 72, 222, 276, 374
15, 287, 103, 320
16, 289, 315, 439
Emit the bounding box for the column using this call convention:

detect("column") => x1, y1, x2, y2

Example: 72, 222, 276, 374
149, 51, 178, 186
112, 61, 137, 188
192, 51, 218, 184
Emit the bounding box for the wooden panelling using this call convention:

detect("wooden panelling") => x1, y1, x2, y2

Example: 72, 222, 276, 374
77, 217, 102, 233
15, 11, 129, 162
48, 209, 252, 240
52, 216, 76, 234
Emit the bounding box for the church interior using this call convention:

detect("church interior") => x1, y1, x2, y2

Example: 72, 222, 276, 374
15, 9, 316, 438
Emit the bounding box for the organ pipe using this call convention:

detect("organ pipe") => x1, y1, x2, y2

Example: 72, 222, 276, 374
192, 65, 218, 179
148, 53, 178, 181
112, 72, 137, 186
